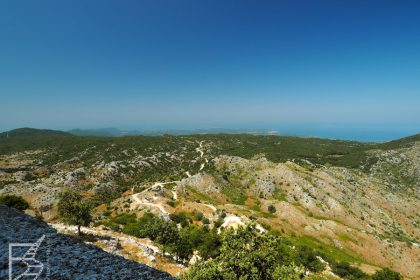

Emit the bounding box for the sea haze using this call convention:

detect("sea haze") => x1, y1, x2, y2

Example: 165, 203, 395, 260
64, 123, 419, 142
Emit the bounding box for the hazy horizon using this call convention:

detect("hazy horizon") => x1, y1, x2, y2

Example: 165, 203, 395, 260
1, 123, 419, 142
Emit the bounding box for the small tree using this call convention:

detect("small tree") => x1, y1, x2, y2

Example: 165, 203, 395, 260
58, 189, 92, 235
0, 194, 29, 211
268, 204, 276, 214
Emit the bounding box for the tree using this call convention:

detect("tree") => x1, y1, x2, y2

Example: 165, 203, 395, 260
181, 225, 299, 280
0, 194, 29, 211
198, 230, 221, 259
57, 189, 92, 235
173, 234, 194, 262
372, 268, 402, 280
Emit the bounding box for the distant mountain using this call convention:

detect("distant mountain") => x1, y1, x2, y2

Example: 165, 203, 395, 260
68, 128, 122, 137
0, 128, 74, 154
381, 133, 420, 147
68, 127, 278, 137
0, 128, 71, 139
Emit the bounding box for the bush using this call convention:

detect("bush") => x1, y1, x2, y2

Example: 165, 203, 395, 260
0, 194, 29, 211
178, 225, 221, 260
268, 204, 276, 214
295, 246, 325, 272
272, 265, 305, 280
193, 210, 204, 221
331, 261, 368, 279
214, 217, 224, 228
23, 172, 36, 181
170, 212, 190, 227
251, 203, 261, 211
372, 268, 402, 280
112, 213, 136, 225
93, 184, 121, 205
167, 199, 176, 207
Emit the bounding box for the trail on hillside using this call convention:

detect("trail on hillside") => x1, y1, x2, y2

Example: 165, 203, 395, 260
131, 141, 207, 209
202, 203, 217, 212
52, 223, 161, 254
171, 191, 177, 200
132, 193, 169, 216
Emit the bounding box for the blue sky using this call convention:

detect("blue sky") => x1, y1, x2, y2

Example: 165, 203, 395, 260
0, 0, 419, 140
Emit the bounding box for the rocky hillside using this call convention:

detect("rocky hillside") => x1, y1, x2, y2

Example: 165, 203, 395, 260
0, 129, 418, 278
0, 205, 173, 279
206, 154, 419, 277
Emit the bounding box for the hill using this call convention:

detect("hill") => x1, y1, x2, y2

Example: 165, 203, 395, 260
0, 128, 70, 139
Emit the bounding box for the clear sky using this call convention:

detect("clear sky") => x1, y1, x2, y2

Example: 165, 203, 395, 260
1, 0, 419, 140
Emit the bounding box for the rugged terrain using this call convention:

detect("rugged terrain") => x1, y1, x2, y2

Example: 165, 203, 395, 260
0, 205, 173, 279
0, 128, 419, 279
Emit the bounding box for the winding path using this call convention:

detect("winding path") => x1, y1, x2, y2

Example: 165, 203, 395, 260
132, 194, 169, 215
196, 141, 204, 158
202, 203, 217, 212
131, 141, 209, 216
51, 223, 161, 255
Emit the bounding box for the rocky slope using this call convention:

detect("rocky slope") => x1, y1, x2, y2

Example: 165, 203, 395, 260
207, 155, 419, 278
0, 205, 174, 279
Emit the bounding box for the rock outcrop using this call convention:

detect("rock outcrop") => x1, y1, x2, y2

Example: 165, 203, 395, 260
0, 205, 174, 279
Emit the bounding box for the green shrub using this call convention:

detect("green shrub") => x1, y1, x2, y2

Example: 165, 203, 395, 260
167, 199, 176, 207
251, 204, 261, 211
295, 246, 325, 272
0, 194, 29, 211
193, 210, 204, 221
170, 212, 190, 227
331, 261, 368, 279
214, 217, 224, 228
372, 268, 402, 280
268, 204, 276, 214
112, 213, 136, 225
